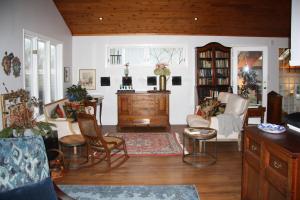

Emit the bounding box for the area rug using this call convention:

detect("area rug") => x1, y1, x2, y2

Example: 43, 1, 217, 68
59, 185, 200, 200
108, 132, 182, 156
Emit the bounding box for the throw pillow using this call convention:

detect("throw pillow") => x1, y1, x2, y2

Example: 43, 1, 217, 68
196, 99, 221, 119
0, 177, 57, 200
50, 105, 64, 118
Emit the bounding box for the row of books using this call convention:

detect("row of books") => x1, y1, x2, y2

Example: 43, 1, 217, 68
215, 60, 229, 68
216, 68, 230, 77
198, 60, 212, 68
198, 78, 213, 85
198, 51, 212, 58
215, 51, 230, 58
217, 78, 229, 85
198, 78, 229, 85
198, 69, 212, 77
198, 51, 230, 59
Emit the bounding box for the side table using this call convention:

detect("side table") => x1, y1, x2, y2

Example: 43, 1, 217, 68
59, 135, 88, 170
183, 127, 217, 167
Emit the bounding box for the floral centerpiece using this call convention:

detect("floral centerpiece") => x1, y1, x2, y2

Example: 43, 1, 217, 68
154, 63, 171, 91
154, 63, 171, 76
0, 89, 55, 138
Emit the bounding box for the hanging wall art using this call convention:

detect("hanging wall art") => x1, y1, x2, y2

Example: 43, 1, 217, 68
1, 51, 14, 75
1, 51, 21, 77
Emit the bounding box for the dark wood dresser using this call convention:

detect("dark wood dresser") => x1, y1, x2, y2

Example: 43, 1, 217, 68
242, 126, 300, 200
117, 91, 170, 128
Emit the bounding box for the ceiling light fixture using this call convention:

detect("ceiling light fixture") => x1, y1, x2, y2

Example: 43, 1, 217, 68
99, 17, 103, 21
194, 17, 198, 21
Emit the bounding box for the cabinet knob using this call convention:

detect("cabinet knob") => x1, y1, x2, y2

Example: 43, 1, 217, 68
250, 144, 257, 151
273, 160, 282, 169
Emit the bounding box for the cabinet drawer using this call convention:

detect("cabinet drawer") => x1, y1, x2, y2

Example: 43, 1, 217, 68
264, 147, 289, 196
269, 154, 288, 177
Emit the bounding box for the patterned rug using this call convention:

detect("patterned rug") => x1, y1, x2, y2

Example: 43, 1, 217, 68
108, 132, 182, 156
59, 185, 200, 200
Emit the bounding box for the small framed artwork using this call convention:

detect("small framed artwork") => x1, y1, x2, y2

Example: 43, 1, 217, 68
101, 77, 110, 86
122, 76, 132, 86
64, 67, 71, 83
172, 76, 182, 86
79, 69, 96, 90
147, 76, 157, 86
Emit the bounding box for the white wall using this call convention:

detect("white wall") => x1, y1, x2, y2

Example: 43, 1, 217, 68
0, 0, 72, 128
72, 36, 288, 125
0, 0, 72, 93
290, 0, 300, 66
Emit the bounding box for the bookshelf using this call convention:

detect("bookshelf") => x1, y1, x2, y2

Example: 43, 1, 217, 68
196, 42, 231, 103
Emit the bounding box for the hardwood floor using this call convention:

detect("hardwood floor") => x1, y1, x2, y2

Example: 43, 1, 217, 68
55, 125, 242, 200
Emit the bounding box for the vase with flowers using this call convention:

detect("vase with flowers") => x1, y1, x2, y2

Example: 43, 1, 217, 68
0, 89, 55, 138
154, 63, 171, 91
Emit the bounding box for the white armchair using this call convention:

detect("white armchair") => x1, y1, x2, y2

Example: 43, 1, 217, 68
44, 98, 81, 138
187, 92, 249, 150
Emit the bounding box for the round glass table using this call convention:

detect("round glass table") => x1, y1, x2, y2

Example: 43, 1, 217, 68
182, 127, 217, 167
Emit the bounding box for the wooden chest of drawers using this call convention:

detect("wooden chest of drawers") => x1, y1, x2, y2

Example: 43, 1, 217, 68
242, 126, 300, 200
117, 91, 170, 128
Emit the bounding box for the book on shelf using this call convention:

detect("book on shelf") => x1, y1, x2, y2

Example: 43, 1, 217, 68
199, 60, 212, 68
215, 51, 230, 58
199, 51, 212, 58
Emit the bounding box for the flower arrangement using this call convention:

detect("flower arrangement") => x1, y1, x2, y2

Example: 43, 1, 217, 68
154, 63, 171, 76
0, 89, 55, 138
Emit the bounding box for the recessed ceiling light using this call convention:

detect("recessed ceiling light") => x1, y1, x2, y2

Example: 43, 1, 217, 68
194, 17, 198, 21
99, 17, 103, 21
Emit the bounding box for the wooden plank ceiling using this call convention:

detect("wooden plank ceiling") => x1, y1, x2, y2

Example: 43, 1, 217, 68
53, 0, 291, 37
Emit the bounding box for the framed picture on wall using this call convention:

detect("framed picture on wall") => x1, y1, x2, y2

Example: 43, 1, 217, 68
64, 67, 71, 83
79, 69, 96, 90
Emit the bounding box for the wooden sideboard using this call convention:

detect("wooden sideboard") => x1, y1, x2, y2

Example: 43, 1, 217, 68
117, 91, 170, 128
242, 126, 300, 200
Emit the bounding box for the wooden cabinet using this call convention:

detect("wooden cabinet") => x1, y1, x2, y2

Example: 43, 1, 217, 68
242, 126, 300, 200
117, 92, 170, 128
196, 42, 231, 102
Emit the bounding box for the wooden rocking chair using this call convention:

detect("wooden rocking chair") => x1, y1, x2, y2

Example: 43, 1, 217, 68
77, 113, 129, 170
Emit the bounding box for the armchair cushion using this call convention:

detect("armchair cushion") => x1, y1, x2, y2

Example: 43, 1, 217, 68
224, 94, 248, 116
0, 177, 57, 200
217, 92, 231, 104
186, 114, 210, 127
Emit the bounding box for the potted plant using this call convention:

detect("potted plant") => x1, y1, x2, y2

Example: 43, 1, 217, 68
66, 84, 88, 102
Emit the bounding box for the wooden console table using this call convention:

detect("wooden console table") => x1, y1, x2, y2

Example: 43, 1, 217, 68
117, 91, 170, 128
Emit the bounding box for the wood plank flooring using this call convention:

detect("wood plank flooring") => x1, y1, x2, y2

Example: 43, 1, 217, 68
55, 125, 242, 200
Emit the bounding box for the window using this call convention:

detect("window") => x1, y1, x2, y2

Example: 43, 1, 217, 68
107, 45, 186, 67
23, 31, 63, 114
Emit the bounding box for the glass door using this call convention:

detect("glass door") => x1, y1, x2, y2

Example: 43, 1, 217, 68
232, 47, 268, 107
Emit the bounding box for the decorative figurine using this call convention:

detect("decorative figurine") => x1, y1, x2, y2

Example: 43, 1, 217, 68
124, 62, 129, 77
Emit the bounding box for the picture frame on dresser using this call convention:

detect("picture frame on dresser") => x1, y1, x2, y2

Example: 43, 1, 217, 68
79, 69, 96, 90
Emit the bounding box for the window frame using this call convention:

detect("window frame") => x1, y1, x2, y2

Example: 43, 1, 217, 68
106, 44, 188, 68
23, 29, 63, 107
